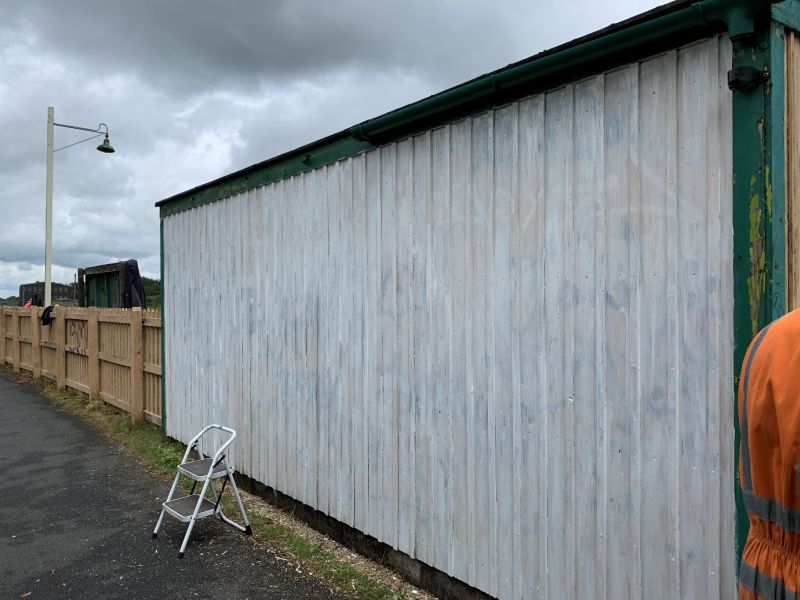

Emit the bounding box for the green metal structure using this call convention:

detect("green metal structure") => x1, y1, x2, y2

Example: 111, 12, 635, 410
78, 262, 126, 308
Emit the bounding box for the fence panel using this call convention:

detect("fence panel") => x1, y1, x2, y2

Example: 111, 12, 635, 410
18, 309, 32, 338
17, 308, 34, 373
40, 313, 57, 381
99, 361, 131, 411
2, 306, 161, 425
2, 311, 11, 362
65, 313, 90, 394
143, 311, 161, 425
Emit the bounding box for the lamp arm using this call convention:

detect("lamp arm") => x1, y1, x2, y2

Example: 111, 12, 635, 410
53, 121, 110, 136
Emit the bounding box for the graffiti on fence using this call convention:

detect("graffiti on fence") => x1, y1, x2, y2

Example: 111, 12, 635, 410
66, 319, 87, 349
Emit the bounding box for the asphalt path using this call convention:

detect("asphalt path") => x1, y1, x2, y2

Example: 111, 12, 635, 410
0, 369, 346, 600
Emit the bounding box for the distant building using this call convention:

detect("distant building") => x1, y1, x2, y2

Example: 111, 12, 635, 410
19, 281, 74, 306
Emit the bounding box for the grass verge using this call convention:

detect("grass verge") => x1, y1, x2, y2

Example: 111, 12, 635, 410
7, 369, 425, 600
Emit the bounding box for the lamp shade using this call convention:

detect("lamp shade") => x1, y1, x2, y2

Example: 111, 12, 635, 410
97, 135, 115, 153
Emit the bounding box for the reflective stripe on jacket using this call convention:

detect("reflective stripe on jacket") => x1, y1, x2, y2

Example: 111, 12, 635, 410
739, 309, 800, 599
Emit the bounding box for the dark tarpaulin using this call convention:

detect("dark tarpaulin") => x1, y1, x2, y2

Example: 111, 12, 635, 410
123, 259, 146, 308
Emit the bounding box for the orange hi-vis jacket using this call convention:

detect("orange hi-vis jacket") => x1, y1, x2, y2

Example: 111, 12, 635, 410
739, 309, 800, 599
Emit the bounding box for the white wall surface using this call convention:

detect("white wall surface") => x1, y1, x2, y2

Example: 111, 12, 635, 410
164, 35, 734, 599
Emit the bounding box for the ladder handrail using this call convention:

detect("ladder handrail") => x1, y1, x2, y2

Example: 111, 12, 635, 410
180, 424, 237, 468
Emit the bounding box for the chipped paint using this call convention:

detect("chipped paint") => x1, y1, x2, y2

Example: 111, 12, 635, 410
766, 165, 773, 219
748, 181, 766, 337
731, 15, 782, 574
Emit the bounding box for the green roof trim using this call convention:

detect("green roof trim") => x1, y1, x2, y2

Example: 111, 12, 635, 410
158, 135, 373, 217
158, 0, 780, 218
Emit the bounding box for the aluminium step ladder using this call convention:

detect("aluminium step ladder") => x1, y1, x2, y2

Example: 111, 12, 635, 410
152, 424, 251, 558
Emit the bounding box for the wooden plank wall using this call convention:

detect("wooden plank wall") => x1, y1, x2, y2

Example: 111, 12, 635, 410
0, 306, 162, 426
163, 36, 734, 599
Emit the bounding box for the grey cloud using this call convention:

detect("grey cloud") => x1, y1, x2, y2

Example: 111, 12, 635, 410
5, 1, 522, 93
3, 1, 662, 98
0, 0, 664, 297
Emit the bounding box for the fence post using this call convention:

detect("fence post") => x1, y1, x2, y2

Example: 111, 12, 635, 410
130, 308, 143, 423
56, 308, 66, 389
0, 307, 5, 366
31, 307, 41, 379
88, 307, 99, 398
12, 309, 20, 373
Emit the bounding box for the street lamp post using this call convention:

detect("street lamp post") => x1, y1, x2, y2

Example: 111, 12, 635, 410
44, 106, 115, 306
45, 108, 54, 309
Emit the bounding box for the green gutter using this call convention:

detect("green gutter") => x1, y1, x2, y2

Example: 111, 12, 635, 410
158, 135, 372, 218
158, 0, 780, 218
351, 0, 770, 143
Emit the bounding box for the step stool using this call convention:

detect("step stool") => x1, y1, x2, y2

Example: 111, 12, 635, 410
152, 424, 252, 557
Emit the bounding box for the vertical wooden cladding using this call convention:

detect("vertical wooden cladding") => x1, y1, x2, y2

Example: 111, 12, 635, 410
788, 31, 800, 310
163, 36, 734, 599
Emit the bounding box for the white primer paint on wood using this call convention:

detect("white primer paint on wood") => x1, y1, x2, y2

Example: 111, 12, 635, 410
164, 35, 734, 599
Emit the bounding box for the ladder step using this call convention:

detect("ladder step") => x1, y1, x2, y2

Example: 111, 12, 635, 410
178, 458, 228, 481
163, 495, 217, 523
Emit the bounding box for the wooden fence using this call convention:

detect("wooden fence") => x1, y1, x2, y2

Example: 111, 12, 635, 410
1, 306, 162, 426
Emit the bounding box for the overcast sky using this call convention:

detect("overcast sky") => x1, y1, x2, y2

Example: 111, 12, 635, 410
0, 0, 664, 298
